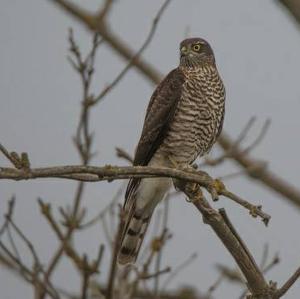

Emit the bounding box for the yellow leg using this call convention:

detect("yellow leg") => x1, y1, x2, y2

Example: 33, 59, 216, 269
167, 155, 179, 168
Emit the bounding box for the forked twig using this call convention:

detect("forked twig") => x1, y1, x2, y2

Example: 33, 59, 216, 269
93, 0, 172, 104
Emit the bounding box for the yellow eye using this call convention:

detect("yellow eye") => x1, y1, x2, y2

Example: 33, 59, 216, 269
193, 44, 201, 51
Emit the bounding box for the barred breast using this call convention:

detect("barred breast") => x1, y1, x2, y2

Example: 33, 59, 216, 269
156, 65, 225, 166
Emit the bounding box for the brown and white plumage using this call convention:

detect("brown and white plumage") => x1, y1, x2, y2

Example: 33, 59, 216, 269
118, 38, 225, 265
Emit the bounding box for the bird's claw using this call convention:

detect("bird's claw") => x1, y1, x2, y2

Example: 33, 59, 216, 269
208, 179, 225, 201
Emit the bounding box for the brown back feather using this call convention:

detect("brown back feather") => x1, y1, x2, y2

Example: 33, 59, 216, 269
124, 68, 185, 204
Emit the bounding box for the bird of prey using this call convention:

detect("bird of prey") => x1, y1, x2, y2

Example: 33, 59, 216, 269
118, 38, 225, 265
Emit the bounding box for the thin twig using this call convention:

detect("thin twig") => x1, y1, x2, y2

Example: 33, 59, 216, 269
0, 196, 16, 236
242, 119, 271, 154
106, 211, 124, 299
96, 0, 114, 23
275, 266, 300, 298
40, 30, 101, 299
154, 197, 170, 296
206, 274, 224, 296
140, 267, 171, 280
200, 117, 257, 168
0, 143, 22, 168
260, 244, 270, 270
0, 241, 60, 299
219, 188, 271, 226
115, 147, 133, 164
6, 216, 42, 270
162, 253, 198, 291
218, 132, 300, 208
93, 0, 172, 104
6, 225, 21, 262
79, 186, 122, 230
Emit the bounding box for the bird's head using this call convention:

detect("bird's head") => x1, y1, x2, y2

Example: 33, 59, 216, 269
179, 38, 215, 68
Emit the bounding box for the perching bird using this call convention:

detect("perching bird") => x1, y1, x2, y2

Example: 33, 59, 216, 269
118, 38, 225, 264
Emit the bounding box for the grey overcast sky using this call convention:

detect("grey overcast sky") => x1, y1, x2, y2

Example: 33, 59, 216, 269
0, 1, 300, 298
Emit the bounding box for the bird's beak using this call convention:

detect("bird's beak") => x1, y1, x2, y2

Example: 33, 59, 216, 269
180, 46, 189, 57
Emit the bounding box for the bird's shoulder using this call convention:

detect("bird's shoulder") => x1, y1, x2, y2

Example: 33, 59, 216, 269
132, 68, 185, 167
125, 68, 185, 201
144, 67, 185, 120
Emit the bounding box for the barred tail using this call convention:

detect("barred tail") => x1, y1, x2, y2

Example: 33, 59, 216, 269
117, 209, 152, 265
118, 175, 171, 265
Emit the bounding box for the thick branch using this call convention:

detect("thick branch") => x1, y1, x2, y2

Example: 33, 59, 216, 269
175, 181, 273, 298
0, 164, 211, 183
0, 164, 271, 223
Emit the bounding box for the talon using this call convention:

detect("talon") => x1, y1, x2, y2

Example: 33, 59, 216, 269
208, 179, 224, 201
212, 179, 225, 193
151, 237, 163, 252
249, 206, 258, 218
186, 182, 199, 195
191, 183, 198, 192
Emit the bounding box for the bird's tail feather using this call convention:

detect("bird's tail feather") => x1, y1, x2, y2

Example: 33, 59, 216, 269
117, 207, 152, 265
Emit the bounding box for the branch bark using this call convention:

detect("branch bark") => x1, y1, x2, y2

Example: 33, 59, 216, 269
174, 181, 274, 298
0, 164, 271, 224
275, 266, 300, 298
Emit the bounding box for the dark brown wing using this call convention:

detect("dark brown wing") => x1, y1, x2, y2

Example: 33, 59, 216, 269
125, 68, 185, 201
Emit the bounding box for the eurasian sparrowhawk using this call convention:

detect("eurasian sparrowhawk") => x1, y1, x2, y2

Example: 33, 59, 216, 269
118, 38, 225, 264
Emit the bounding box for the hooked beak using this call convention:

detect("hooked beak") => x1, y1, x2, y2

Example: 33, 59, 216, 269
180, 46, 189, 57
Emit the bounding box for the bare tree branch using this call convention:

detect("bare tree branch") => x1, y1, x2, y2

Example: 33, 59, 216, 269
0, 205, 60, 299
174, 181, 275, 298
218, 132, 300, 208
278, 0, 300, 26
115, 147, 134, 164
39, 29, 103, 299
92, 0, 171, 104
275, 266, 300, 298
0, 163, 271, 226
48, 0, 163, 83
